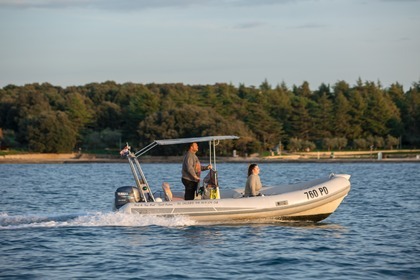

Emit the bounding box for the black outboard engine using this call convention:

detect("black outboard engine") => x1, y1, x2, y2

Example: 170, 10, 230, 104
114, 186, 140, 210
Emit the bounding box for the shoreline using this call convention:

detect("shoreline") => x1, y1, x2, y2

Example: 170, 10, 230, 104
1, 152, 419, 164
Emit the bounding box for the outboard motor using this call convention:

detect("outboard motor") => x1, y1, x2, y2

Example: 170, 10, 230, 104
114, 186, 140, 210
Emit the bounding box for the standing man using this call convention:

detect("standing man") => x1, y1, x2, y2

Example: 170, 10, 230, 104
182, 142, 212, 200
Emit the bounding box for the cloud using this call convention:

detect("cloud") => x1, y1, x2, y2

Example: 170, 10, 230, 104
0, 0, 299, 11
233, 21, 266, 29
380, 0, 420, 2
294, 23, 327, 29
0, 0, 191, 10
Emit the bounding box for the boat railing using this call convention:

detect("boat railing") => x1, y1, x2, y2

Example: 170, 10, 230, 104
128, 154, 155, 202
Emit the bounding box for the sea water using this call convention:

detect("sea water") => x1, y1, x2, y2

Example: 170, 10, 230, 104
0, 162, 419, 279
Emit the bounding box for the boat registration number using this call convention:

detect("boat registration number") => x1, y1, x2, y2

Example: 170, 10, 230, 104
304, 186, 329, 200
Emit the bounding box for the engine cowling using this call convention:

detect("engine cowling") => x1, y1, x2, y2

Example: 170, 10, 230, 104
114, 186, 140, 210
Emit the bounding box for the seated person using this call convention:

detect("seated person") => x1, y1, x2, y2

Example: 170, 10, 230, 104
244, 163, 263, 197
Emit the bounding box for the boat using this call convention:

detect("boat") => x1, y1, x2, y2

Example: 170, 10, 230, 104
114, 136, 351, 223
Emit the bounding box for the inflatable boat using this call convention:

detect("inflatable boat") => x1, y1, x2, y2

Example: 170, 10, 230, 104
114, 136, 351, 223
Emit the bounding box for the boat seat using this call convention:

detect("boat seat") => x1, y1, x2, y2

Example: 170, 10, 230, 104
161, 182, 183, 201
162, 182, 173, 201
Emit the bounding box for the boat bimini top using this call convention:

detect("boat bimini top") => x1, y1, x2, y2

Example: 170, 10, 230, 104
134, 135, 239, 157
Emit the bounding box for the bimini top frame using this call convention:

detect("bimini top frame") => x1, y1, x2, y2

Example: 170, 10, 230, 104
128, 135, 239, 203
134, 135, 239, 158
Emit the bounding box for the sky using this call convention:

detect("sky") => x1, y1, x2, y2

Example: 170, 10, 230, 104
0, 0, 419, 91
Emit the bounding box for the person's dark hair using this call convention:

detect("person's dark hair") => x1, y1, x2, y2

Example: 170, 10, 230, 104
187, 142, 196, 150
248, 164, 258, 177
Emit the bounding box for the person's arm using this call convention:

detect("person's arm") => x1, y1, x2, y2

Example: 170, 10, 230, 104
200, 164, 212, 171
255, 176, 262, 192
186, 156, 200, 181
249, 175, 259, 196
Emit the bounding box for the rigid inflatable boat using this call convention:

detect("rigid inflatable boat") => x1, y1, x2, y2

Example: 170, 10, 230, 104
114, 136, 351, 223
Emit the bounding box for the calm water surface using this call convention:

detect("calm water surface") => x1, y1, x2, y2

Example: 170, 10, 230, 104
1, 162, 419, 279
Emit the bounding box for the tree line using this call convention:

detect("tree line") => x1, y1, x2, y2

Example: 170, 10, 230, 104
0, 79, 419, 155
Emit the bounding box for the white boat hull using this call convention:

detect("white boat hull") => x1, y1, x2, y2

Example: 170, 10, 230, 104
117, 174, 351, 223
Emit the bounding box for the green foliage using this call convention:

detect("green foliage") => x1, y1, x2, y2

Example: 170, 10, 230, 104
0, 79, 419, 154
385, 135, 399, 149
0, 129, 18, 148
333, 92, 352, 137
287, 138, 316, 152
310, 91, 333, 139
353, 138, 368, 150
288, 137, 301, 152
83, 129, 122, 150
322, 137, 348, 151
96, 101, 122, 130
65, 92, 94, 131
25, 111, 77, 152
402, 81, 420, 144
138, 104, 256, 155
289, 96, 312, 140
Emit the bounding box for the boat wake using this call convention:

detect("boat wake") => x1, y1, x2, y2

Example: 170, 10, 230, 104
0, 212, 196, 230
